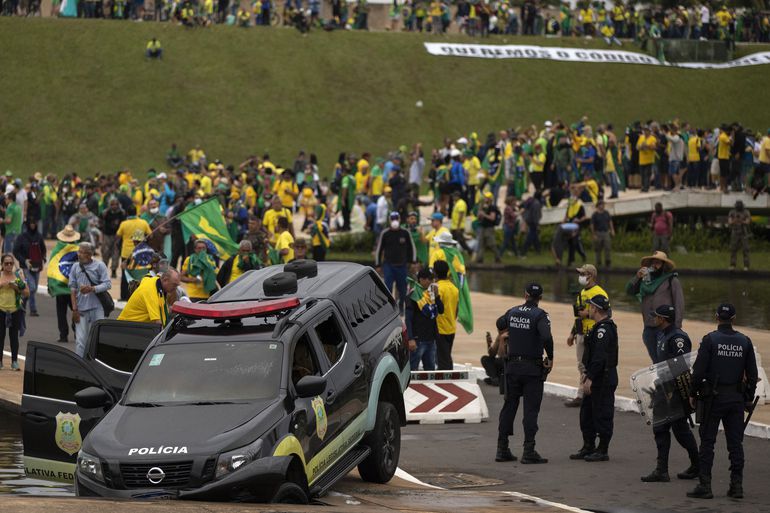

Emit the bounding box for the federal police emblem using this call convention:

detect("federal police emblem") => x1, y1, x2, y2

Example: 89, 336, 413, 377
311, 397, 327, 441
55, 412, 82, 456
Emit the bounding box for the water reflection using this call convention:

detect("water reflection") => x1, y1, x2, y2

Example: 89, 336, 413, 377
468, 269, 769, 330
0, 413, 73, 496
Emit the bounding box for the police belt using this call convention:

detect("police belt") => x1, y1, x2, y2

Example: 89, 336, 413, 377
715, 383, 744, 394
505, 355, 542, 364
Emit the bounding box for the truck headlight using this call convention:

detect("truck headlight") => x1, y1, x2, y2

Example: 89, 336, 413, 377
215, 439, 263, 479
77, 450, 104, 483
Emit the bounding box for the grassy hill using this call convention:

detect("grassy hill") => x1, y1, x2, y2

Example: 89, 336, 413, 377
0, 17, 768, 176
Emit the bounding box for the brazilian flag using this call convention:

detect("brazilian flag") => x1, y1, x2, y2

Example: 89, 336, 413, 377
408, 228, 428, 267
440, 245, 473, 334
47, 242, 79, 296
407, 275, 425, 302
179, 198, 239, 259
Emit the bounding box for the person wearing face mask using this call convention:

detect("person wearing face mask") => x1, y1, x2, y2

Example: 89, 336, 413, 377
375, 212, 415, 315
140, 199, 170, 254
564, 264, 608, 408
570, 295, 617, 463
625, 251, 685, 363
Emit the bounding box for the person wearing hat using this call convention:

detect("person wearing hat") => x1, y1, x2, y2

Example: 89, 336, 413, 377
494, 282, 553, 464
565, 264, 608, 408
50, 225, 81, 343
424, 212, 450, 260
570, 294, 617, 462
375, 212, 415, 315
475, 191, 502, 264
449, 190, 472, 254
727, 200, 751, 271
639, 304, 699, 483
626, 251, 684, 362
687, 303, 758, 500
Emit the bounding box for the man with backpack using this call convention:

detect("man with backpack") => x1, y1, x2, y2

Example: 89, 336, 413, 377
13, 219, 46, 317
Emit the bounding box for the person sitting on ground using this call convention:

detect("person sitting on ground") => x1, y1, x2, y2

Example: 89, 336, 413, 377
481, 316, 508, 387
146, 37, 163, 59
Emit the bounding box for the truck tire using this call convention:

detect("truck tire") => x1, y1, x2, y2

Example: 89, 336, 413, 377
270, 481, 309, 504
357, 401, 400, 483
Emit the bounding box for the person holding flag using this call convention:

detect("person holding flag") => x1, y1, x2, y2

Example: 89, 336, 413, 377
405, 268, 443, 371
47, 225, 81, 344
182, 239, 219, 301
177, 197, 240, 259
431, 231, 473, 335
217, 240, 261, 286
406, 211, 428, 267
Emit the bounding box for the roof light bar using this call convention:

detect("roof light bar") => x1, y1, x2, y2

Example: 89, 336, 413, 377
171, 298, 300, 319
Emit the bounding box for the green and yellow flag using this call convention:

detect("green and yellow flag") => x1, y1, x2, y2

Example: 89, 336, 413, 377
441, 245, 473, 334
47, 241, 79, 296
179, 198, 239, 259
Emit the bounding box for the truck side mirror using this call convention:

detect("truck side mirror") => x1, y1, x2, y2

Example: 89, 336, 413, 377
295, 376, 326, 398
74, 387, 113, 409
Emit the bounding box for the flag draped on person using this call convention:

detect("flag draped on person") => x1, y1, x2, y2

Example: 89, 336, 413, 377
47, 242, 79, 296
440, 245, 473, 334
178, 198, 239, 259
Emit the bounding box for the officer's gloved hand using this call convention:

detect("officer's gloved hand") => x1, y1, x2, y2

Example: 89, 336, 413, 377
745, 401, 755, 413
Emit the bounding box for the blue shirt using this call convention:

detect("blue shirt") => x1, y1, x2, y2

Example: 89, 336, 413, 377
580, 146, 596, 173
69, 260, 112, 312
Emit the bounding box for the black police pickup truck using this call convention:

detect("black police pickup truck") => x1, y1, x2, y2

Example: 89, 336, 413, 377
21, 261, 410, 503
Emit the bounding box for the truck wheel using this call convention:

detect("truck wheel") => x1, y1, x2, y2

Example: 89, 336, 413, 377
357, 401, 400, 483
270, 481, 309, 504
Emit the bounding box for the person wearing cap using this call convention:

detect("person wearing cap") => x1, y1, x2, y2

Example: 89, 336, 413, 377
570, 294, 617, 462
448, 148, 466, 199
449, 190, 472, 254
639, 304, 699, 483
687, 303, 758, 500
494, 282, 553, 464
405, 268, 443, 372
626, 251, 684, 362
637, 125, 657, 192
424, 212, 450, 259
727, 200, 750, 271
375, 212, 415, 315
475, 192, 502, 264
565, 264, 608, 408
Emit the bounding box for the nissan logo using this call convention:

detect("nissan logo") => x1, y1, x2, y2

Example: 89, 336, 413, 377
146, 467, 165, 485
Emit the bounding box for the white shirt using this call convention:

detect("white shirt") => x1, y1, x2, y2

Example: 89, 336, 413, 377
376, 195, 389, 225
700, 6, 709, 24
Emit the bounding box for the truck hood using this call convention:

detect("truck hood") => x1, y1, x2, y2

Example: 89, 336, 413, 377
84, 400, 283, 460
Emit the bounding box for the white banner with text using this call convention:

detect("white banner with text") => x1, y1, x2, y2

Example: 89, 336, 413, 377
424, 42, 770, 69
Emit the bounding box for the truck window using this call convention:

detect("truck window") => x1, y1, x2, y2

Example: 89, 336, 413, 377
95, 324, 157, 373
292, 333, 320, 386
339, 271, 395, 343
34, 348, 101, 402
313, 313, 345, 366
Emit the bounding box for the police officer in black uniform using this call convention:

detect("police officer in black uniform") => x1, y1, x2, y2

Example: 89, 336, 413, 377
641, 305, 699, 483
687, 303, 758, 500
495, 282, 554, 464
570, 295, 617, 462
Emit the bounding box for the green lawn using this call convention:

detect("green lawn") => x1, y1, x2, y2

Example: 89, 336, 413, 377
1, 18, 769, 176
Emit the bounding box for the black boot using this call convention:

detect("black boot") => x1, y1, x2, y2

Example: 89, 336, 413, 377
687, 477, 713, 499
584, 439, 609, 462
727, 477, 743, 499
495, 438, 516, 462
569, 439, 595, 460
677, 463, 699, 480
641, 467, 670, 482
521, 442, 548, 464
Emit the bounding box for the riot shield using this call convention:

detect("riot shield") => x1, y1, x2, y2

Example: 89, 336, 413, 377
630, 352, 697, 428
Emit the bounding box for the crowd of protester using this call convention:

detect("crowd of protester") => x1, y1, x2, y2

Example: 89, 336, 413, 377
3, 0, 769, 43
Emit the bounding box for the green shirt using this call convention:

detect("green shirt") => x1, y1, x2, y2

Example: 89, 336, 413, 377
5, 202, 22, 235
341, 175, 356, 208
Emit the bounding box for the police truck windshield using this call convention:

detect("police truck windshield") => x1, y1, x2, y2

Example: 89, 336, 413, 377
124, 341, 283, 406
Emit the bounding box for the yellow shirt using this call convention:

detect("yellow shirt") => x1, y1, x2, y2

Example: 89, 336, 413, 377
530, 152, 546, 172
637, 135, 657, 166
717, 132, 731, 160
370, 174, 384, 196
273, 180, 299, 208
0, 286, 17, 313
575, 284, 608, 335
424, 226, 450, 258
118, 276, 167, 324
182, 256, 210, 299
116, 217, 152, 259
356, 158, 370, 174
450, 199, 467, 231
262, 208, 293, 238
229, 256, 245, 283
200, 175, 213, 195
244, 185, 257, 208
429, 247, 466, 275
275, 230, 294, 263
760, 136, 770, 165
354, 171, 370, 195
464, 156, 482, 186
687, 136, 701, 162
436, 278, 459, 335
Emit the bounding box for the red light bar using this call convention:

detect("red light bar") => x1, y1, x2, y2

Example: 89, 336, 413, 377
171, 298, 300, 319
